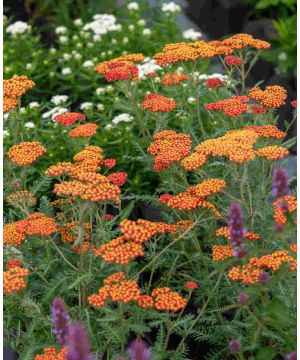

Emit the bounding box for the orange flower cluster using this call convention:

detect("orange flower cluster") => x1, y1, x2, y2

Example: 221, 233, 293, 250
105, 61, 139, 82
68, 123, 98, 137
4, 213, 58, 246
228, 250, 296, 285
6, 259, 24, 269
243, 125, 286, 139
88, 272, 187, 311
34, 347, 67, 360
205, 95, 249, 117
255, 146, 289, 160
250, 104, 267, 115
273, 195, 297, 226
166, 179, 226, 218
3, 75, 35, 112
248, 85, 287, 108
6, 190, 37, 208
153, 35, 269, 66
107, 172, 128, 186
48, 146, 122, 204
59, 221, 91, 243
54, 112, 86, 126
181, 128, 288, 170
4, 266, 29, 293
141, 94, 176, 112
147, 130, 192, 170
212, 245, 234, 261
215, 226, 260, 241
94, 53, 145, 74
290, 244, 297, 253
93, 219, 191, 264
7, 142, 46, 166
161, 72, 189, 86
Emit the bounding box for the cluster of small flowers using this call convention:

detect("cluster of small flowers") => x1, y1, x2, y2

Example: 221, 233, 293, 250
4, 75, 35, 112
94, 53, 145, 75
93, 219, 191, 264
6, 259, 24, 269
83, 14, 121, 36
152, 33, 270, 66
6, 190, 37, 208
60, 222, 91, 243
88, 272, 187, 311
248, 85, 287, 108
7, 141, 46, 166
215, 226, 260, 241
181, 126, 288, 171
34, 347, 67, 360
54, 112, 86, 126
4, 266, 29, 294
228, 250, 297, 285
4, 213, 58, 246
161, 72, 189, 86
104, 61, 139, 82
273, 195, 297, 226
147, 130, 192, 170
47, 146, 124, 204
205, 77, 224, 88
6, 21, 31, 35
141, 93, 177, 112
162, 178, 226, 218
69, 123, 98, 137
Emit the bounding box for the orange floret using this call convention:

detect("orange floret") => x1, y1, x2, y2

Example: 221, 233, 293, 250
15, 212, 58, 236
6, 259, 24, 269
34, 347, 67, 360
105, 61, 138, 82
59, 221, 91, 243
4, 223, 26, 246
151, 287, 187, 311
255, 146, 289, 160
7, 142, 46, 166
161, 72, 189, 86
243, 125, 286, 139
69, 123, 98, 137
215, 226, 260, 241
147, 130, 192, 170
248, 85, 287, 108
205, 96, 249, 117
54, 112, 86, 126
94, 53, 145, 74
212, 245, 234, 261
4, 266, 29, 293
273, 195, 297, 226
141, 94, 176, 112
3, 75, 35, 112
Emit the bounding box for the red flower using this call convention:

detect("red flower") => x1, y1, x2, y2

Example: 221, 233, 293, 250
107, 172, 128, 186
6, 259, 24, 269
225, 56, 243, 66
291, 99, 297, 108
105, 62, 138, 82
101, 158, 117, 169
251, 104, 267, 115
158, 194, 173, 204
54, 112, 86, 126
185, 281, 199, 290
205, 78, 224, 88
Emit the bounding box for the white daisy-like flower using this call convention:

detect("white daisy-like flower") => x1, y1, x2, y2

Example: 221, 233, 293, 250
128, 25, 135, 31
73, 18, 83, 26
93, 34, 101, 42
83, 60, 94, 68
138, 19, 146, 26
187, 97, 196, 104
29, 102, 39, 109
51, 95, 69, 105
62, 67, 72, 75
3, 130, 10, 137
24, 121, 35, 129
105, 124, 113, 130
106, 85, 114, 92
55, 26, 67, 34
127, 2, 139, 10
112, 113, 133, 125
6, 21, 31, 35
59, 36, 68, 44
42, 107, 68, 120
143, 28, 151, 36
80, 102, 93, 110
182, 28, 202, 41
26, 63, 32, 70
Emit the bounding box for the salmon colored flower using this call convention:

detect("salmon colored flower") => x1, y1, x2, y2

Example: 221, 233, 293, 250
107, 172, 128, 186
255, 146, 289, 160
105, 61, 139, 82
54, 112, 86, 126
7, 142, 46, 166
248, 85, 287, 108
151, 287, 187, 311
291, 100, 297, 107
215, 226, 260, 241
6, 259, 24, 269
250, 104, 267, 115
184, 281, 199, 290
161, 72, 189, 86
4, 223, 26, 246
141, 94, 176, 112
273, 195, 297, 226
225, 56, 243, 66
4, 266, 29, 294
34, 347, 67, 360
158, 194, 173, 204
212, 245, 234, 261
205, 96, 249, 117
147, 130, 192, 169
15, 212, 58, 237
69, 123, 98, 137
94, 53, 145, 74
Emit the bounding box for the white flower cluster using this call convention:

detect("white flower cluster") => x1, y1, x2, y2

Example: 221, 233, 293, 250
51, 95, 69, 106
127, 2, 139, 10
138, 58, 162, 79
83, 60, 94, 68
83, 14, 121, 35
183, 28, 202, 41
199, 73, 228, 81
55, 26, 67, 34
105, 113, 133, 129
43, 107, 68, 120
80, 102, 93, 110
6, 21, 31, 35
162, 2, 181, 13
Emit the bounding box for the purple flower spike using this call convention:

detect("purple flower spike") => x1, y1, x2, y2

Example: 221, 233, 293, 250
236, 293, 248, 305
259, 271, 270, 285
66, 323, 91, 360
51, 297, 70, 345
127, 339, 152, 360
272, 168, 289, 199
285, 350, 297, 360
229, 204, 246, 247
229, 339, 241, 353
234, 246, 248, 258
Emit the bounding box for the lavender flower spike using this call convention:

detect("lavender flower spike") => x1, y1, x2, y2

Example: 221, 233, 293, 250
127, 339, 152, 360
272, 168, 289, 199
229, 204, 246, 247
66, 323, 91, 360
51, 297, 70, 345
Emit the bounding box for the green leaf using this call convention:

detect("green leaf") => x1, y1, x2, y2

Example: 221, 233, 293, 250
255, 347, 276, 359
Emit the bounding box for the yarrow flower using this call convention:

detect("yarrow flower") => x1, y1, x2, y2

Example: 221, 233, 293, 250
104, 61, 139, 82
229, 339, 241, 353
6, 190, 37, 208
4, 266, 29, 293
273, 195, 297, 226
34, 347, 67, 360
182, 28, 202, 41
141, 94, 176, 112
248, 85, 287, 108
4, 75, 35, 112
225, 56, 243, 66
184, 281, 199, 290
54, 112, 86, 126
205, 95, 249, 117
7, 142, 46, 166
205, 77, 224, 88
6, 259, 24, 269
6, 21, 31, 35
69, 123, 98, 137
161, 72, 189, 86
112, 113, 133, 125
291, 100, 297, 108
51, 95, 69, 105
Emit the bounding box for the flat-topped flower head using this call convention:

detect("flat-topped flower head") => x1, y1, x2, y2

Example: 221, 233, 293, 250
205, 95, 249, 117
54, 112, 86, 126
4, 75, 35, 112
141, 93, 176, 112
94, 53, 145, 74
161, 72, 189, 86
104, 61, 139, 82
6, 190, 37, 208
4, 266, 29, 293
34, 347, 67, 360
7, 142, 46, 166
69, 123, 98, 137
248, 85, 287, 108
